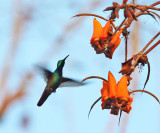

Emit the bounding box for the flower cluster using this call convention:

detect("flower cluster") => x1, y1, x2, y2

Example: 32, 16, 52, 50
74, 0, 160, 122
101, 71, 133, 115
80, 71, 159, 118
90, 18, 123, 59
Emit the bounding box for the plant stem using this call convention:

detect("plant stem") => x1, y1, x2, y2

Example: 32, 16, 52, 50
78, 76, 108, 86
88, 96, 102, 119
144, 40, 160, 55
112, 18, 126, 36
123, 2, 160, 28
72, 13, 116, 30
125, 36, 128, 61
150, 1, 160, 6
131, 32, 160, 69
130, 89, 160, 103
140, 32, 160, 54
147, 6, 160, 11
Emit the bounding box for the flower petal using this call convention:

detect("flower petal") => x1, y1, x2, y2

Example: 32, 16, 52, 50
90, 18, 103, 44
117, 76, 128, 98
108, 71, 117, 98
109, 29, 122, 47
101, 80, 109, 100
117, 75, 133, 102
100, 20, 112, 40
110, 38, 121, 59
121, 101, 132, 113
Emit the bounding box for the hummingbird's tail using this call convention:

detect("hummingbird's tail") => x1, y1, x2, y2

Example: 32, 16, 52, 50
37, 90, 51, 107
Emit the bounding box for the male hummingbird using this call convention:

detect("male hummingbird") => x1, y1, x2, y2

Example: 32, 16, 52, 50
37, 55, 81, 107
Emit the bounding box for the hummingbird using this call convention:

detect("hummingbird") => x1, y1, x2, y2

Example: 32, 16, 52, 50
37, 55, 82, 107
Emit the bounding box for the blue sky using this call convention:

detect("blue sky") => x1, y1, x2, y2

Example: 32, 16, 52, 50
0, 0, 160, 133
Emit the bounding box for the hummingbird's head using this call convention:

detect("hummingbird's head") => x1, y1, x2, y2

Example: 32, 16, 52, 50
57, 55, 69, 68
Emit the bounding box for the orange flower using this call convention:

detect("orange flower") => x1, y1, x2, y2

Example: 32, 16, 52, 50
101, 71, 133, 115
117, 75, 133, 113
101, 80, 112, 109
117, 76, 132, 101
90, 18, 103, 44
109, 29, 122, 48
101, 80, 109, 101
100, 20, 112, 40
90, 18, 103, 53
90, 18, 122, 59
105, 30, 123, 59
108, 71, 117, 98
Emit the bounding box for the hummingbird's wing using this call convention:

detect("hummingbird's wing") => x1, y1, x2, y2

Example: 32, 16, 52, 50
59, 77, 86, 87
37, 89, 51, 106
35, 65, 53, 82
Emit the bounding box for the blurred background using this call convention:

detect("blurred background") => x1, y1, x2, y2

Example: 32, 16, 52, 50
0, 0, 160, 133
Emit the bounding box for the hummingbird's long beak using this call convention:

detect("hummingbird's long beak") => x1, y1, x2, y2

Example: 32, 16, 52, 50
63, 55, 69, 61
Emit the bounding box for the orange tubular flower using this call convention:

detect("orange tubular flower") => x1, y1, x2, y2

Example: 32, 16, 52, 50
108, 71, 117, 98
90, 18, 103, 53
105, 30, 123, 59
117, 75, 133, 113
101, 71, 133, 115
90, 18, 123, 59
100, 20, 112, 40
101, 81, 111, 109
117, 76, 132, 101
90, 18, 103, 43
109, 29, 123, 48
101, 81, 109, 101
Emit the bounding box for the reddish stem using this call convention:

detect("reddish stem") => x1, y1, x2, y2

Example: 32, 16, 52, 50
131, 32, 160, 70
125, 36, 128, 61
78, 76, 108, 86
146, 6, 160, 11
72, 13, 116, 30
140, 32, 160, 54
122, 2, 160, 28
150, 1, 160, 7
144, 40, 160, 55
112, 18, 126, 36
130, 89, 159, 103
